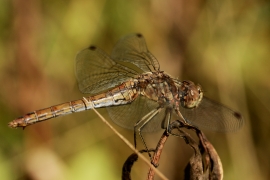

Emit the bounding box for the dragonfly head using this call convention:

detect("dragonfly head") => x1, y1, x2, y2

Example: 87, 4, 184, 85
179, 80, 203, 109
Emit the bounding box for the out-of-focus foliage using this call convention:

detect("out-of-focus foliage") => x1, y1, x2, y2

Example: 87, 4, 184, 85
1, 0, 269, 179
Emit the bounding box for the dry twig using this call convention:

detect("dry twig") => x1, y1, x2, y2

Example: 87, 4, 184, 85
123, 120, 223, 180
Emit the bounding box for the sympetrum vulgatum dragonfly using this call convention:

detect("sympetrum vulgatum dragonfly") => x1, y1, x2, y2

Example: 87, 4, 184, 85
8, 34, 243, 150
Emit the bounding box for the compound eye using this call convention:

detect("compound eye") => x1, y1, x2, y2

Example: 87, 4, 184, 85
180, 82, 203, 109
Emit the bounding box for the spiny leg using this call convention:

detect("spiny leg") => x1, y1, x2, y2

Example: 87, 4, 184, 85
133, 109, 158, 148
176, 108, 198, 129
165, 108, 172, 134
136, 108, 163, 158
167, 120, 187, 138
175, 109, 188, 125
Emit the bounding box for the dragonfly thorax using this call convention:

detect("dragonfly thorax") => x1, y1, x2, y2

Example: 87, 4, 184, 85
137, 71, 178, 107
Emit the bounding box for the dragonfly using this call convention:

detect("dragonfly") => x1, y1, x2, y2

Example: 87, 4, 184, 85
8, 33, 243, 150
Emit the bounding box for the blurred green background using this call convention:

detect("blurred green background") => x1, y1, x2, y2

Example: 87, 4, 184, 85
1, 0, 269, 179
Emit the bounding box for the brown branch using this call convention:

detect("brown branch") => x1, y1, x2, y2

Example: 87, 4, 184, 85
122, 120, 223, 180
197, 130, 223, 180
172, 120, 224, 180
122, 149, 155, 180
148, 131, 170, 179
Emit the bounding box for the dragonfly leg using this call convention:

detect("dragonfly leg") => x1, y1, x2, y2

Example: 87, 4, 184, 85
175, 109, 198, 130
135, 108, 163, 158
175, 109, 188, 125
133, 109, 158, 148
167, 120, 187, 138
165, 108, 172, 134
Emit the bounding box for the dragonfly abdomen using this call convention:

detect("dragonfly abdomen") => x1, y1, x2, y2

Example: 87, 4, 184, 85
89, 80, 138, 108
8, 99, 89, 128
8, 80, 138, 128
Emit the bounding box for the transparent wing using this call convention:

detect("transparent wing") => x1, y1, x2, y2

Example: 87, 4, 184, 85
76, 46, 140, 94
179, 97, 244, 132
107, 95, 167, 132
111, 33, 160, 72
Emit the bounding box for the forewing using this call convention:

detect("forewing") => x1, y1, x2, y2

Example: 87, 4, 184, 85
111, 34, 160, 72
76, 46, 140, 94
107, 95, 166, 132
179, 97, 244, 132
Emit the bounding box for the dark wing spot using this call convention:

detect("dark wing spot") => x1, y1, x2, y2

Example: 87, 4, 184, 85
89, 46, 96, 50
233, 112, 242, 119
136, 33, 142, 38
